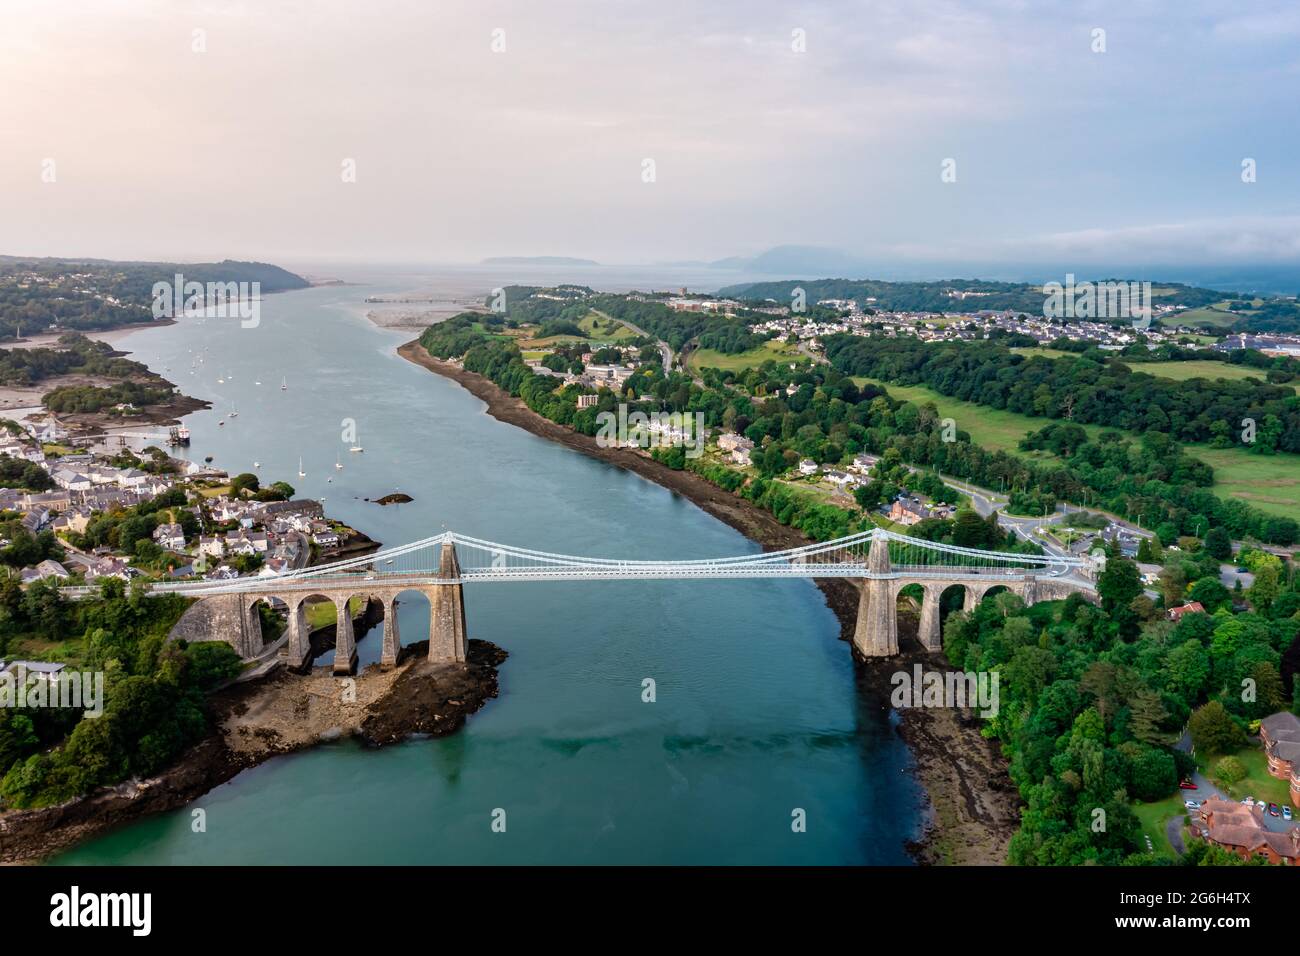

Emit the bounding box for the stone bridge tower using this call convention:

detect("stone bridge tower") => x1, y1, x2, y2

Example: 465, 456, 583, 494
430, 539, 468, 662
853, 532, 897, 658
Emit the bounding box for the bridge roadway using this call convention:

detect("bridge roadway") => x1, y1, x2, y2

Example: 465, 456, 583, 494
65, 528, 1096, 673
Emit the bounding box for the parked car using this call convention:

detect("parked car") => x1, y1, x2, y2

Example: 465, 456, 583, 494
1268, 803, 1281, 817
1242, 795, 1255, 805
1184, 800, 1201, 810
1178, 780, 1198, 790
1284, 806, 1293, 821
1257, 800, 1267, 811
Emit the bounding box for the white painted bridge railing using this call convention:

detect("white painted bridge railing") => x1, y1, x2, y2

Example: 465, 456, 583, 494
60, 528, 1094, 600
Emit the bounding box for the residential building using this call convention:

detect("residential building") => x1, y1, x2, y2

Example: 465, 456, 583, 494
889, 498, 932, 526
1168, 601, 1206, 622
153, 522, 186, 551
1195, 797, 1300, 865
1261, 712, 1300, 807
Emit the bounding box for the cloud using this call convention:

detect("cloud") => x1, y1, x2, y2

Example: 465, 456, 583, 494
0, 0, 1296, 266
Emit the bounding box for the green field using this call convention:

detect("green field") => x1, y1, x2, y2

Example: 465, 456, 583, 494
1209, 746, 1292, 808
1188, 445, 1300, 518
688, 338, 805, 373
850, 377, 1107, 458
1131, 794, 1187, 860
1138, 359, 1300, 396
851, 376, 1300, 517
1174, 305, 1244, 329
519, 310, 637, 348
1138, 360, 1268, 384
1011, 346, 1074, 360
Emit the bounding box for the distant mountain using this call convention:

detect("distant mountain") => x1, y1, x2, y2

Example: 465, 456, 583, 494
481, 256, 600, 267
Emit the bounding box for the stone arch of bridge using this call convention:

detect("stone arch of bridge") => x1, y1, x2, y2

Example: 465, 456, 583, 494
380, 588, 433, 670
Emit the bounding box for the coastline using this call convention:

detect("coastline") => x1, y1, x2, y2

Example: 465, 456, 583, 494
397, 339, 1020, 865
0, 637, 507, 865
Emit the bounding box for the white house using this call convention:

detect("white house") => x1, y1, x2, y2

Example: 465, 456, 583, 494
152, 522, 186, 551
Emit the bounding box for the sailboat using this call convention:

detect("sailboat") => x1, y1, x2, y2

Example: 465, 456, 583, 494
349, 444, 364, 453
281, 376, 288, 390
298, 457, 306, 478
229, 404, 238, 418
335, 452, 343, 470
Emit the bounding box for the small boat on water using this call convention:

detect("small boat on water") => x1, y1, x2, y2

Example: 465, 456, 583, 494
281, 376, 288, 390
349, 446, 363, 453
253, 461, 260, 468
335, 452, 343, 470
230, 405, 238, 418
298, 456, 305, 478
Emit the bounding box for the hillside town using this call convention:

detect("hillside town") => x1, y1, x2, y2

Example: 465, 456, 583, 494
750, 298, 1205, 352
0, 423, 364, 588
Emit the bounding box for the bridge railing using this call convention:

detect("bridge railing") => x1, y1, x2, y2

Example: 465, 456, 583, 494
58, 527, 1092, 598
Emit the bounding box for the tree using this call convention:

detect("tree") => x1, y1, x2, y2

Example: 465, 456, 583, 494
1099, 552, 1142, 611
1128, 688, 1171, 746
1212, 755, 1247, 789
1128, 746, 1178, 801
229, 472, 259, 497
1205, 526, 1232, 561
1187, 576, 1230, 612
1247, 563, 1280, 614
952, 507, 991, 549
1166, 639, 1211, 704
1188, 701, 1246, 756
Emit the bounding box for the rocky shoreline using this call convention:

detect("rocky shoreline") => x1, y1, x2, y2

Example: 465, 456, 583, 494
0, 639, 507, 865
397, 340, 1020, 865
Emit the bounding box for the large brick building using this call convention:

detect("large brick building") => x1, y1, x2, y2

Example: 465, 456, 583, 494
1197, 797, 1300, 865
1260, 711, 1300, 808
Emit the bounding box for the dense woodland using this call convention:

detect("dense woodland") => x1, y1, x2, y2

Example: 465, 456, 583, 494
0, 258, 308, 341
487, 287, 769, 355
0, 333, 148, 387
0, 580, 241, 808
951, 539, 1300, 865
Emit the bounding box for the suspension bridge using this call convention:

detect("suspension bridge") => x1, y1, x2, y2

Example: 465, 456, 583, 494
69, 528, 1095, 673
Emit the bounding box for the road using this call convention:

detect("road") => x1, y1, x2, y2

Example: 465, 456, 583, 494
925, 472, 1076, 558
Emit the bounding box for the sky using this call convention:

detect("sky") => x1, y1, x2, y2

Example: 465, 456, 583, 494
2, 0, 1298, 276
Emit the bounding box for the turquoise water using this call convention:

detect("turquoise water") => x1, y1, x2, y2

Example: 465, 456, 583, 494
52, 279, 921, 864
